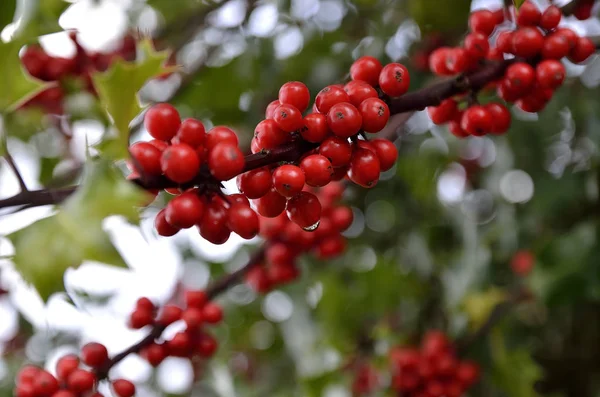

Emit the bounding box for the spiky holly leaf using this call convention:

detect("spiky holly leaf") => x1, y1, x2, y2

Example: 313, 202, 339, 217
92, 39, 174, 160
9, 160, 151, 301
513, 0, 526, 9
462, 288, 507, 330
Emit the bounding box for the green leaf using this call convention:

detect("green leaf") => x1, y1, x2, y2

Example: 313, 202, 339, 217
462, 288, 507, 330
513, 0, 526, 9
92, 39, 173, 160
0, 40, 49, 112
0, 1, 16, 32
9, 160, 151, 301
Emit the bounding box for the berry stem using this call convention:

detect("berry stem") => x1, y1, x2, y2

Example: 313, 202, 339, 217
3, 152, 29, 192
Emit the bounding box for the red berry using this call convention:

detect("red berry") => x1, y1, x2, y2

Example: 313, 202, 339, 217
315, 85, 351, 114
492, 8, 505, 25
359, 97, 390, 133
144, 103, 181, 141
112, 379, 136, 397
350, 56, 383, 86
206, 126, 239, 151
344, 80, 378, 107
512, 27, 544, 58
300, 113, 330, 143
129, 308, 154, 329
516, 1, 541, 26
445, 47, 470, 74
348, 148, 380, 188
461, 105, 493, 136
485, 103, 511, 134
246, 266, 272, 293
161, 143, 200, 183
273, 104, 304, 132
157, 304, 182, 326
314, 234, 346, 259
67, 369, 96, 393
457, 361, 480, 387
136, 297, 155, 311
319, 136, 352, 167
330, 206, 353, 231
370, 138, 398, 171
198, 202, 231, 245
50, 391, 77, 397
266, 242, 297, 266
227, 204, 259, 239
536, 60, 565, 89
496, 31, 513, 54
511, 250, 535, 275
81, 342, 108, 368
469, 10, 496, 36
326, 102, 362, 138
555, 28, 579, 50
155, 209, 180, 237
56, 354, 80, 380
197, 332, 218, 357
237, 167, 272, 199
378, 63, 410, 97
181, 308, 203, 329
129, 142, 162, 175
165, 192, 205, 229
427, 99, 458, 124
17, 365, 40, 385
278, 81, 310, 112
504, 62, 535, 94
540, 5, 561, 30
542, 34, 570, 60
265, 100, 280, 119
429, 48, 453, 75
141, 343, 167, 367
300, 154, 333, 187
569, 37, 596, 63
15, 384, 35, 397
254, 119, 290, 150
464, 32, 490, 60
255, 188, 287, 218
174, 118, 205, 147
167, 332, 191, 357
448, 111, 469, 138
286, 192, 322, 230
208, 142, 245, 181
184, 289, 207, 308
574, 1, 594, 20
32, 370, 59, 396
272, 165, 306, 197
202, 302, 224, 324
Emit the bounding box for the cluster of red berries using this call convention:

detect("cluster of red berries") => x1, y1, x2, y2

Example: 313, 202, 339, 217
15, 342, 134, 397
572, 0, 596, 20
426, 2, 596, 138
19, 33, 136, 114
245, 182, 353, 292
389, 331, 480, 397
351, 363, 380, 395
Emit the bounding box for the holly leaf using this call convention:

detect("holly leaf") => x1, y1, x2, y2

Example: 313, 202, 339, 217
0, 1, 16, 33
0, 40, 49, 112
11, 0, 69, 40
92, 39, 174, 160
9, 160, 151, 301
462, 288, 507, 330
513, 0, 526, 9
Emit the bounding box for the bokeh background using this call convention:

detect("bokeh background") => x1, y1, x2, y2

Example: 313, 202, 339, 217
1, 0, 600, 396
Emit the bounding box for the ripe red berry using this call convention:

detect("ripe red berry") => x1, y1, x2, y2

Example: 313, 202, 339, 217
142, 343, 167, 367
359, 97, 390, 133
237, 168, 272, 199
17, 365, 40, 385
446, 47, 471, 74
569, 37, 596, 63
144, 103, 181, 141
208, 142, 245, 181
136, 297, 155, 311
540, 5, 561, 30
461, 105, 492, 136
81, 342, 108, 368
286, 192, 322, 230
206, 126, 239, 151
512, 27, 544, 58
330, 206, 353, 231
427, 99, 458, 124
266, 242, 297, 266
129, 142, 162, 176
319, 136, 352, 167
511, 250, 535, 275
255, 188, 287, 218
15, 384, 35, 397
112, 379, 136, 397
327, 102, 362, 138
67, 369, 96, 393
202, 302, 224, 324
197, 333, 218, 357
156, 304, 183, 326
516, 1, 541, 26
161, 143, 200, 183
300, 154, 333, 187
348, 148, 381, 188
555, 28, 579, 50
182, 307, 204, 329
155, 209, 180, 237
378, 63, 410, 97
573, 1, 594, 20
174, 118, 205, 147
485, 103, 511, 134
370, 138, 398, 171
56, 354, 80, 380
165, 192, 205, 228
344, 80, 379, 108
536, 60, 565, 89
315, 85, 351, 114
273, 104, 304, 132
542, 34, 570, 60
272, 165, 306, 197
496, 31, 513, 54
504, 62, 535, 94
129, 308, 154, 329
278, 81, 310, 112
457, 361, 480, 387
198, 202, 230, 245
350, 56, 383, 86
314, 234, 346, 259
265, 100, 280, 119
185, 289, 207, 308
300, 113, 330, 143
429, 47, 453, 75
51, 391, 77, 397
227, 204, 259, 239
469, 10, 496, 36
254, 119, 290, 150
464, 32, 490, 60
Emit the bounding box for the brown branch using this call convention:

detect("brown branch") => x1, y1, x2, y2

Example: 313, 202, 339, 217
3, 152, 28, 192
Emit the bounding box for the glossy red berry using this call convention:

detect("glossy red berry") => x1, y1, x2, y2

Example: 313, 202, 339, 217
485, 103, 511, 134
165, 192, 205, 228
504, 62, 535, 94
174, 118, 205, 147
378, 63, 410, 97
56, 354, 80, 381
144, 103, 181, 141
511, 250, 535, 275
237, 168, 272, 199
512, 27, 544, 58
469, 10, 496, 36
227, 204, 259, 239
255, 188, 287, 218
156, 304, 183, 326
315, 85, 351, 114
496, 31, 513, 54
457, 361, 480, 387
81, 342, 109, 368
350, 56, 383, 86
446, 47, 471, 74
265, 100, 280, 119
142, 343, 167, 367
112, 379, 136, 397
344, 80, 379, 107
254, 119, 290, 150
542, 34, 570, 60
330, 206, 353, 231
67, 369, 96, 393
315, 234, 346, 259
461, 105, 492, 136
573, 1, 594, 20
208, 142, 245, 181
129, 308, 154, 329
286, 192, 322, 230
449, 113, 469, 138
198, 202, 231, 245
569, 37, 596, 63
555, 28, 579, 50
129, 142, 162, 175
15, 384, 35, 397
348, 148, 381, 188
359, 97, 390, 133
464, 32, 490, 60
326, 102, 362, 138
197, 333, 218, 357
278, 81, 310, 112
51, 391, 77, 397
273, 104, 304, 132
536, 60, 565, 89
427, 99, 458, 124
540, 5, 561, 30
300, 154, 333, 187
202, 302, 224, 324
161, 143, 200, 183
185, 289, 207, 308
300, 113, 330, 142
206, 126, 239, 151
272, 165, 306, 197
136, 297, 155, 311
516, 1, 541, 26
370, 138, 398, 171
155, 209, 180, 237
429, 47, 453, 75
319, 136, 352, 167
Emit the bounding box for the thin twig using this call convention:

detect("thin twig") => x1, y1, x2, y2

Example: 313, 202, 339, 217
3, 152, 28, 192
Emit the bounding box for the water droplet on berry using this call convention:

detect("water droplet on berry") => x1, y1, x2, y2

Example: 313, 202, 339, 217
302, 220, 320, 232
